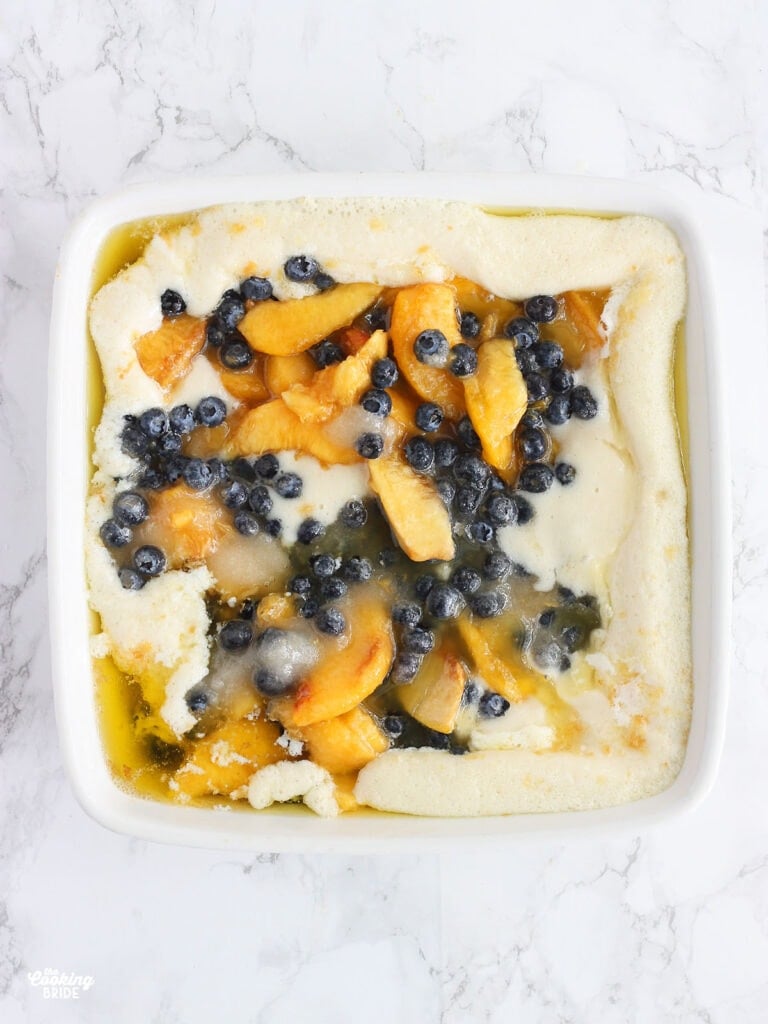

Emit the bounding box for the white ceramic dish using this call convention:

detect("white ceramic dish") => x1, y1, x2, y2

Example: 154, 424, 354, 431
48, 174, 730, 851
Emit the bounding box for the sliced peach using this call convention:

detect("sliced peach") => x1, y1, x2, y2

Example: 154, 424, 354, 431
458, 616, 542, 703
387, 389, 420, 442
397, 649, 467, 733
298, 706, 389, 774
274, 591, 394, 728
462, 339, 527, 478
230, 398, 361, 465
216, 362, 269, 406
239, 283, 382, 355
368, 454, 454, 562
545, 290, 609, 368
183, 421, 232, 458
133, 485, 228, 566
333, 772, 360, 813
255, 592, 299, 629
449, 276, 520, 340
264, 352, 316, 396
135, 314, 206, 390
389, 284, 466, 419
174, 717, 286, 798
337, 325, 371, 356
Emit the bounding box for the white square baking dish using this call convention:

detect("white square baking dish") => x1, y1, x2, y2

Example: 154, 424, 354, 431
48, 174, 730, 851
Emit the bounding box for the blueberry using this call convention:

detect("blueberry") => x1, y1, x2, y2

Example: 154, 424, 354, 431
206, 458, 228, 483
310, 553, 339, 578
570, 385, 598, 419
525, 372, 550, 403
521, 409, 545, 431
454, 453, 490, 489
449, 343, 478, 377
515, 348, 537, 376
402, 627, 435, 655
183, 458, 214, 491
297, 518, 325, 544
214, 289, 246, 331
459, 311, 481, 339
169, 404, 195, 434
100, 518, 132, 548
514, 494, 535, 524
468, 520, 494, 544
415, 402, 444, 432
298, 595, 320, 619
284, 255, 319, 283
160, 289, 186, 317
340, 499, 367, 528
378, 548, 398, 567
219, 336, 253, 370
504, 317, 539, 346
254, 454, 279, 480
139, 407, 168, 438
479, 691, 511, 718
404, 436, 434, 473
456, 415, 480, 449
254, 667, 292, 697
519, 463, 554, 493
539, 608, 557, 627
248, 484, 273, 516
524, 295, 559, 323
456, 485, 483, 516
520, 427, 548, 462
118, 567, 145, 591
240, 276, 273, 301
555, 462, 577, 485
470, 590, 506, 618
392, 652, 422, 683
371, 357, 398, 388
434, 438, 459, 468
545, 394, 571, 426
320, 576, 348, 600
274, 472, 302, 499
234, 510, 260, 536
383, 714, 406, 739
462, 681, 481, 705
288, 575, 312, 596
356, 432, 384, 459
206, 321, 227, 349
113, 491, 149, 527
425, 584, 464, 620
486, 493, 518, 526
451, 566, 481, 594
186, 689, 209, 714
483, 550, 512, 580
195, 396, 227, 427
230, 458, 257, 483
488, 473, 505, 492
315, 272, 335, 292
120, 421, 150, 458
414, 574, 436, 599
156, 431, 182, 455
360, 388, 392, 417
164, 455, 188, 484
413, 329, 449, 367
221, 479, 249, 509
240, 599, 257, 620
264, 518, 282, 538
133, 545, 166, 577
550, 367, 574, 394
561, 625, 584, 652
315, 606, 346, 636
364, 306, 389, 332
392, 603, 421, 627
437, 478, 456, 505
310, 339, 345, 368
218, 619, 253, 651
140, 465, 168, 490
340, 556, 373, 583
532, 340, 564, 369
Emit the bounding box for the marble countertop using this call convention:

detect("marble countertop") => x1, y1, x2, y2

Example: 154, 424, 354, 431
1, 1, 766, 1021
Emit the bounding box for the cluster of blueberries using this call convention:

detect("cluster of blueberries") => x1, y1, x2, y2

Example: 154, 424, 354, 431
159, 255, 336, 373
285, 544, 374, 636
99, 488, 164, 591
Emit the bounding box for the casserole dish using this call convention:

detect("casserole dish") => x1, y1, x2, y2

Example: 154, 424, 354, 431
48, 174, 730, 850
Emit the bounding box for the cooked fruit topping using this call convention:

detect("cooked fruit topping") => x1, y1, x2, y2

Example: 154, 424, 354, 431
371, 356, 399, 388
459, 311, 481, 339
340, 499, 367, 528
133, 544, 166, 577
160, 289, 186, 317
135, 313, 206, 390
504, 316, 538, 345
524, 294, 559, 323
196, 396, 227, 427
449, 343, 478, 378
356, 432, 384, 459
414, 329, 449, 367
218, 619, 253, 651
368, 454, 454, 562
571, 385, 599, 419
519, 463, 555, 493
555, 462, 577, 485
284, 254, 320, 283
100, 518, 132, 548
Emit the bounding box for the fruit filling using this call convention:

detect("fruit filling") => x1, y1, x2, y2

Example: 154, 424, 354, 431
91, 250, 618, 814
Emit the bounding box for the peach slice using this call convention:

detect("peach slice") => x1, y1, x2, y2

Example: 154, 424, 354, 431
298, 706, 389, 775
462, 339, 527, 477
397, 649, 467, 733
174, 716, 286, 798
133, 485, 228, 567
230, 398, 361, 465
135, 314, 206, 390
264, 352, 316, 396
216, 362, 270, 406
274, 591, 394, 728
368, 454, 454, 562
239, 283, 382, 355
389, 283, 466, 419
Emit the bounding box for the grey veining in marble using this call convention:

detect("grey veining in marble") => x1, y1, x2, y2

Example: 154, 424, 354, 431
1, 0, 767, 1021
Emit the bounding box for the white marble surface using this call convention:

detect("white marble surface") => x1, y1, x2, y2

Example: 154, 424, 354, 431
1, 0, 767, 1020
